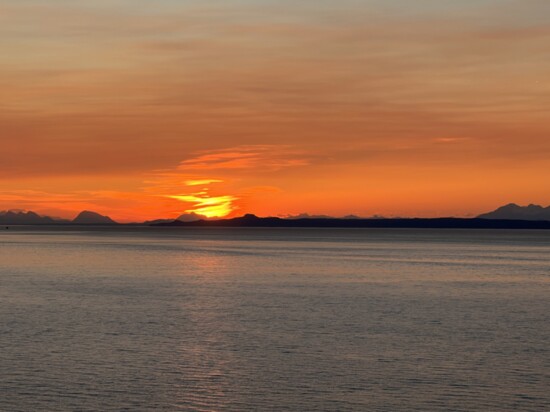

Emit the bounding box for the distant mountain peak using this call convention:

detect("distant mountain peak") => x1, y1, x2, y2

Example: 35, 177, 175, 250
478, 203, 550, 221
177, 212, 207, 222
72, 210, 117, 225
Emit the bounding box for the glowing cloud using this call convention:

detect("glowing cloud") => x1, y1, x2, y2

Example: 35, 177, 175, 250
177, 145, 308, 172
185, 179, 223, 186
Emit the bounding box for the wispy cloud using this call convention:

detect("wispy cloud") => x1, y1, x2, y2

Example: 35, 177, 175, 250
434, 137, 471, 143
176, 145, 308, 172
185, 179, 223, 186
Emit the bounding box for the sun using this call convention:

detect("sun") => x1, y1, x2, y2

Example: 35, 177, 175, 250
167, 194, 237, 218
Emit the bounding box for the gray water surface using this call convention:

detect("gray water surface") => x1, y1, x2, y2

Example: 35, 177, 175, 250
0, 227, 549, 411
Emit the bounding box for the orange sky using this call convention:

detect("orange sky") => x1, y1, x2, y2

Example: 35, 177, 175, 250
1, 1, 549, 221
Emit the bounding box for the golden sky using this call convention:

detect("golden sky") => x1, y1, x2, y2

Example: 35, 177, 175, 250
1, 0, 549, 221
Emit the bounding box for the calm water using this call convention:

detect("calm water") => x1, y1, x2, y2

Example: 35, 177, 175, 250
0, 227, 549, 411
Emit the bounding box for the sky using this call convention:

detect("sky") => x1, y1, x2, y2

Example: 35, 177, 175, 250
1, 0, 549, 221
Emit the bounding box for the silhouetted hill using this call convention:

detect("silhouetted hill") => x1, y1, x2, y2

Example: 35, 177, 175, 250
177, 212, 208, 222
72, 211, 118, 225
0, 210, 68, 225
142, 213, 208, 225
142, 218, 176, 225
478, 204, 550, 221
152, 214, 550, 229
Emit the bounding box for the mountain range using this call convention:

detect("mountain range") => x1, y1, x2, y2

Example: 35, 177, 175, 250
1, 204, 549, 226
0, 210, 117, 225
0, 210, 64, 225
153, 213, 550, 229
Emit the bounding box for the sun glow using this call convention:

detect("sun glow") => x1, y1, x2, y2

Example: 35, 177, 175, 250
167, 194, 237, 218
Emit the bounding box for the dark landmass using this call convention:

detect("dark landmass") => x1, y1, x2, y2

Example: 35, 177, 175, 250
142, 218, 177, 225
478, 203, 550, 221
3, 204, 550, 228
72, 211, 118, 225
286, 213, 363, 220
0, 210, 68, 225
153, 214, 550, 229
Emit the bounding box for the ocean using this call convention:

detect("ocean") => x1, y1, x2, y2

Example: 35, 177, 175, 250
0, 227, 549, 411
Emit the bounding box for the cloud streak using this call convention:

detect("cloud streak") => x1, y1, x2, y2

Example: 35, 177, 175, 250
176, 145, 308, 172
